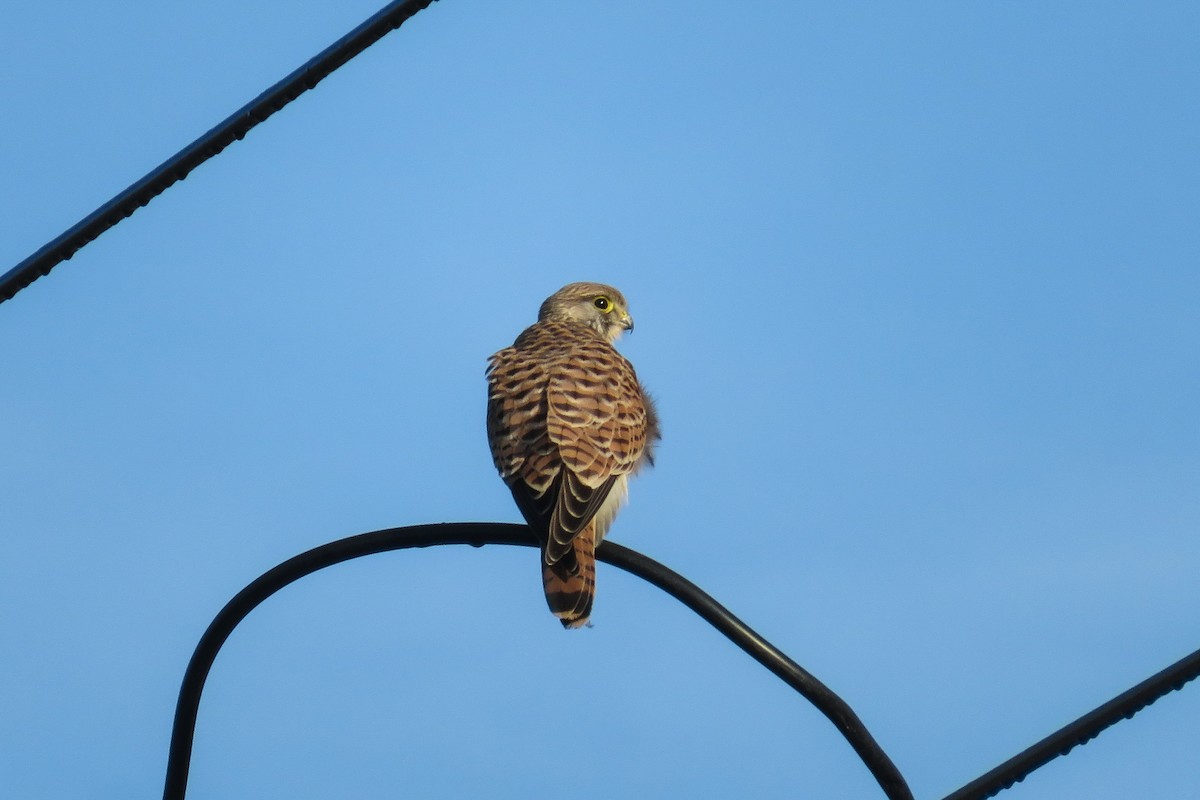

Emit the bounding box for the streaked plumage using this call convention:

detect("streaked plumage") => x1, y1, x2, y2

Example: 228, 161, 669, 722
487, 282, 660, 628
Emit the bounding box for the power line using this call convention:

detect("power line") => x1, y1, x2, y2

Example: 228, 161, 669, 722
0, 0, 438, 305
942, 645, 1200, 800
163, 523, 914, 800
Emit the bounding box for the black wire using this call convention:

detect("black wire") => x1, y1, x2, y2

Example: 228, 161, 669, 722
941, 645, 1200, 800
162, 523, 914, 800
0, 0, 438, 305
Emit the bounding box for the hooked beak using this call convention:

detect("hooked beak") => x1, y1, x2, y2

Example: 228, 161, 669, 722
621, 312, 635, 333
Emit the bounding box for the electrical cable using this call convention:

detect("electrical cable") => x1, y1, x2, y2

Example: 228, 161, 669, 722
162, 523, 914, 800
941, 645, 1200, 800
0, 0, 438, 304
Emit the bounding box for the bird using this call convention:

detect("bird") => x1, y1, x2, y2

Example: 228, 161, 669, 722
486, 282, 660, 628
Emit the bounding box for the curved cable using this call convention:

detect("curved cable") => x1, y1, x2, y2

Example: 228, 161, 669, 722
163, 523, 913, 800
0, 0, 437, 304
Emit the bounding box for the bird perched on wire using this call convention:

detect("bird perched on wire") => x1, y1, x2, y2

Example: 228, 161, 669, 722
486, 282, 660, 628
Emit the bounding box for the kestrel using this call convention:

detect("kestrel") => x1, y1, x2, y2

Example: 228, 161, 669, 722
487, 282, 660, 628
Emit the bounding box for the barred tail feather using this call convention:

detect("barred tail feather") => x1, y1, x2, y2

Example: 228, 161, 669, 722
542, 527, 596, 628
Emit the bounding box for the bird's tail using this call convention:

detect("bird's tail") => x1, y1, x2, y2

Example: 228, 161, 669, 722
542, 527, 596, 629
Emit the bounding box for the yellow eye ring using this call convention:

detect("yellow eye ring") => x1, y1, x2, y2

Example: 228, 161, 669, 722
593, 296, 613, 312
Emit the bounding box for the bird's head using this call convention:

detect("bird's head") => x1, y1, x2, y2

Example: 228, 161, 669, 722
538, 282, 635, 343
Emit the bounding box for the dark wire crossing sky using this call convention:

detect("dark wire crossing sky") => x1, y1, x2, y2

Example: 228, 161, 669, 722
2, 2, 1198, 799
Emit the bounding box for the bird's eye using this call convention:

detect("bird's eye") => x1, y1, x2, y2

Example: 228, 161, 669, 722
594, 296, 612, 312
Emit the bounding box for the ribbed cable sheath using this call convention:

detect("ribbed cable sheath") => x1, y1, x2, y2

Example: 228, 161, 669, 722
941, 645, 1200, 800
0, 0, 437, 304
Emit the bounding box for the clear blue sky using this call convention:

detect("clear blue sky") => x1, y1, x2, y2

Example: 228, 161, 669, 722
2, 2, 1198, 798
